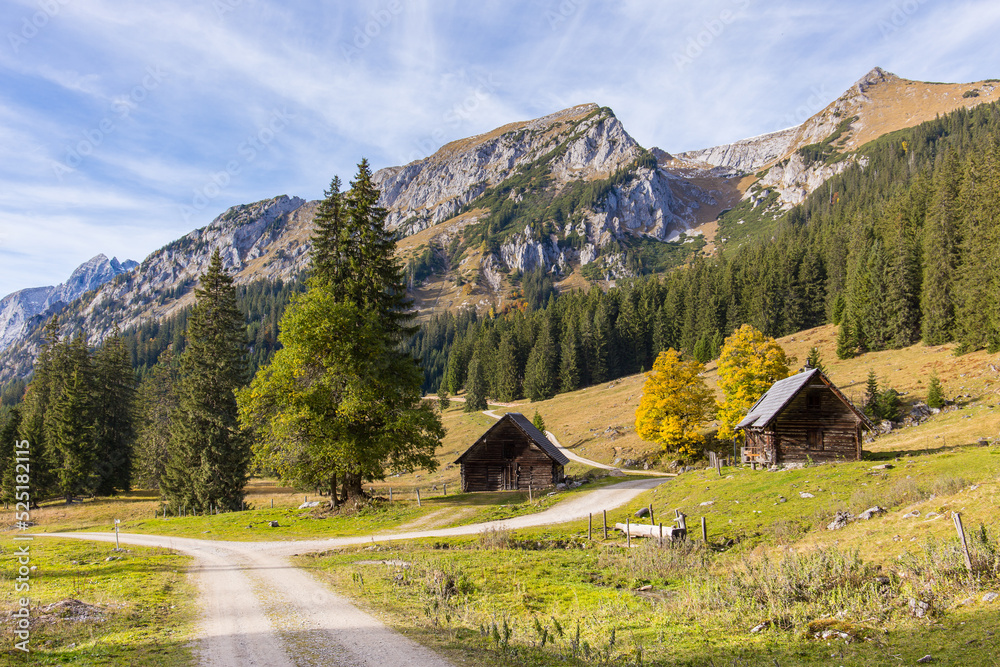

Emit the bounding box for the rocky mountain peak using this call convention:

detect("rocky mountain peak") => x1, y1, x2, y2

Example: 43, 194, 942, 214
853, 66, 896, 94
373, 104, 642, 236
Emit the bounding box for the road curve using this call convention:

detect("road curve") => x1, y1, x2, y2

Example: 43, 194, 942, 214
46, 476, 670, 666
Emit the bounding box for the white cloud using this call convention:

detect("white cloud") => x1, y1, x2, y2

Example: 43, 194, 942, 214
3, 0, 1000, 295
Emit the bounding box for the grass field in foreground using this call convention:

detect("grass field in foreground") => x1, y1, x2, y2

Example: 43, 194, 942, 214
0, 538, 196, 666
297, 437, 1000, 666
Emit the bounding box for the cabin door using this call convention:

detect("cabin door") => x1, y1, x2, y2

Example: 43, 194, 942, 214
501, 463, 519, 490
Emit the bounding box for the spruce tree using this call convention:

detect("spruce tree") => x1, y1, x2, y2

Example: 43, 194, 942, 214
133, 349, 178, 490
93, 329, 136, 495
50, 334, 97, 503
464, 351, 488, 412
532, 410, 546, 433
806, 347, 825, 373
163, 250, 249, 512
863, 370, 881, 420
17, 316, 61, 499
494, 334, 520, 402
927, 373, 945, 409
524, 325, 557, 402
920, 153, 961, 344
0, 407, 21, 503
559, 318, 582, 393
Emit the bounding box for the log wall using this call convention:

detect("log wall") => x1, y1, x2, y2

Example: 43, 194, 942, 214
460, 420, 563, 492
744, 382, 863, 464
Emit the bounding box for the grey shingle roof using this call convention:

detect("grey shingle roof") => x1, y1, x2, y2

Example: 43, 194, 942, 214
506, 413, 570, 465
735, 368, 819, 431
456, 413, 569, 465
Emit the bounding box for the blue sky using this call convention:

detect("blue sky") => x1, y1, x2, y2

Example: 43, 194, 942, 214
2, 0, 1000, 296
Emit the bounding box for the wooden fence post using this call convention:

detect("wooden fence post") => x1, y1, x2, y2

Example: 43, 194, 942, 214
603, 510, 608, 539
626, 518, 631, 548
589, 513, 593, 540
658, 522, 663, 547
954, 512, 973, 572
649, 504, 654, 525
701, 516, 708, 543
270, 499, 273, 509
389, 487, 393, 503
416, 488, 421, 507
528, 485, 533, 503
443, 483, 447, 496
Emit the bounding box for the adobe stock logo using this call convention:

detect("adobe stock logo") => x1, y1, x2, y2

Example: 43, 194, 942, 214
178, 107, 295, 224
51, 66, 168, 181
673, 0, 751, 71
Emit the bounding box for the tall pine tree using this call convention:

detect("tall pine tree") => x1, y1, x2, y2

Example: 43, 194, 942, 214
162, 250, 249, 512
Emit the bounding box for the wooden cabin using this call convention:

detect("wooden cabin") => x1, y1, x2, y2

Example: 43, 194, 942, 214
455, 413, 569, 492
736, 368, 872, 466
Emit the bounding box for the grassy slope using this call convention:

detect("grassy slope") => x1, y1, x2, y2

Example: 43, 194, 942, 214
292, 325, 1000, 666
0, 539, 197, 665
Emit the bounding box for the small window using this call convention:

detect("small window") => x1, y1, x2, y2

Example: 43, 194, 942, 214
807, 392, 821, 411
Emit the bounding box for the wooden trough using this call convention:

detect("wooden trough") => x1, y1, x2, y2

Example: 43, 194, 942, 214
615, 522, 687, 542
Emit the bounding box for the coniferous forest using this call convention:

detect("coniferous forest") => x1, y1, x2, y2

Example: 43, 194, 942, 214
4, 100, 1000, 501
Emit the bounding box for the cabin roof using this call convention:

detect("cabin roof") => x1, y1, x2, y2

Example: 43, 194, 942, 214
455, 413, 569, 465
736, 368, 872, 431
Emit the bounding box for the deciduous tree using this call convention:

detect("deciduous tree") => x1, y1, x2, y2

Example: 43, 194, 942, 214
635, 349, 713, 457
716, 324, 790, 440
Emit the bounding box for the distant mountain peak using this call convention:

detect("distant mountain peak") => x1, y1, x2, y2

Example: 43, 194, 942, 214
854, 66, 896, 93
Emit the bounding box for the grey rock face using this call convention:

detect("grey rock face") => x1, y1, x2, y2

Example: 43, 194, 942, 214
0, 255, 138, 352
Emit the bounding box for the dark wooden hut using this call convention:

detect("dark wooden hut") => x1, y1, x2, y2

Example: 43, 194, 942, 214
736, 368, 872, 466
455, 413, 569, 492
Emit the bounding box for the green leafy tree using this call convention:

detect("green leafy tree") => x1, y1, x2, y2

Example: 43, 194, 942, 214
238, 161, 443, 502
162, 250, 250, 512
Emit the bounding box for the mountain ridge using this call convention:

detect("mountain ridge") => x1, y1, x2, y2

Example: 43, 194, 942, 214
3, 66, 998, 381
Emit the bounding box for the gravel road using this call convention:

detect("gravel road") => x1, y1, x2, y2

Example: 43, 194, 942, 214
47, 477, 670, 666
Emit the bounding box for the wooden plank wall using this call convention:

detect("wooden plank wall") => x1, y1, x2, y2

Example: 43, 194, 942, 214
771, 384, 861, 462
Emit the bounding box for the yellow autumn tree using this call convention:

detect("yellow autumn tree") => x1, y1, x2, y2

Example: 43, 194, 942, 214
635, 348, 713, 457
716, 324, 790, 440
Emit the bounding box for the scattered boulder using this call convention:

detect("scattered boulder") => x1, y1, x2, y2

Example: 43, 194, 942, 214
908, 598, 931, 618
827, 511, 854, 531
699, 500, 715, 506
902, 510, 921, 519
870, 463, 894, 470
917, 655, 934, 664
608, 468, 626, 477
298, 501, 320, 509
556, 483, 568, 490
268, 521, 280, 528
36, 599, 105, 623
873, 575, 891, 586
749, 621, 770, 633
858, 506, 886, 520
799, 492, 815, 499
777, 496, 787, 503
984, 592, 999, 603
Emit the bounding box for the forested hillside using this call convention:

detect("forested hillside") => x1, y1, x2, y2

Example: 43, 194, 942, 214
425, 100, 1000, 402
